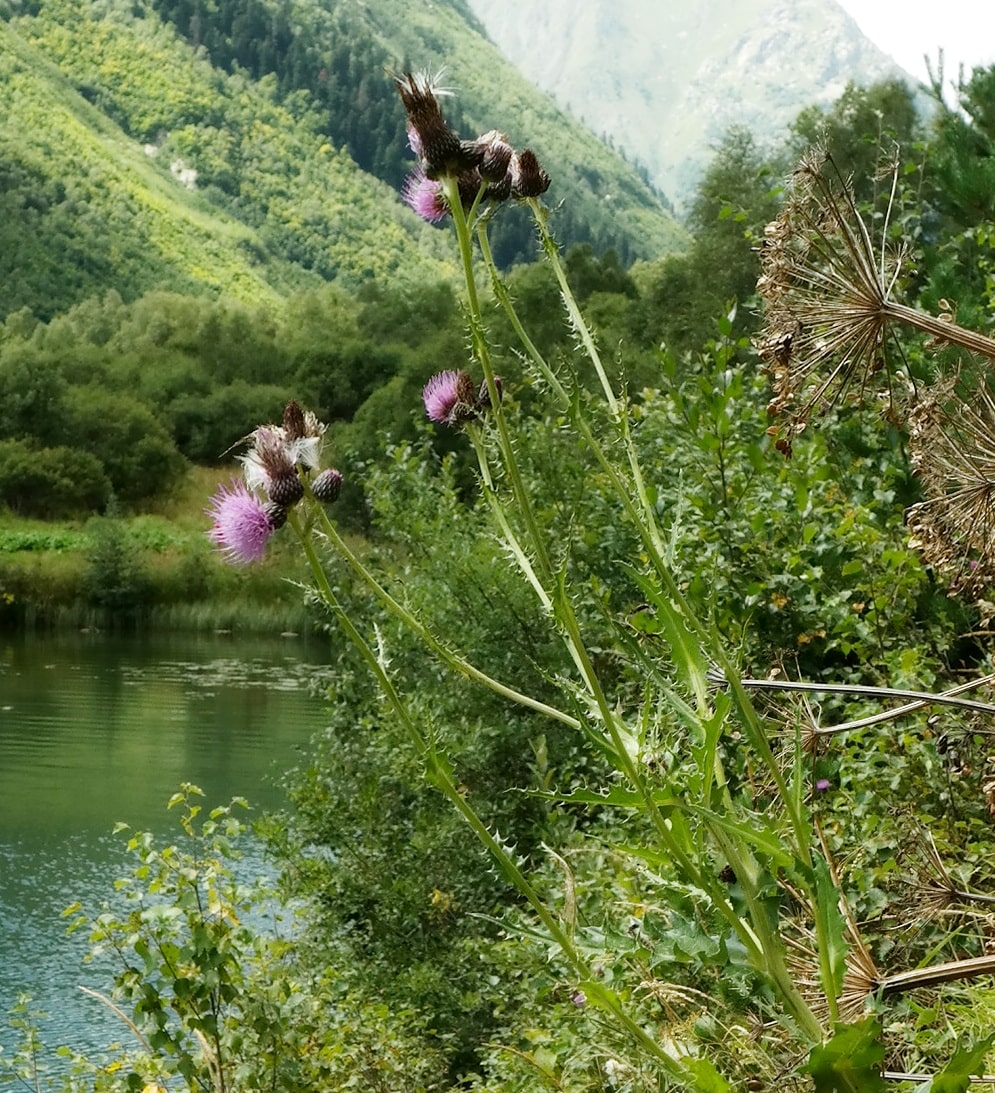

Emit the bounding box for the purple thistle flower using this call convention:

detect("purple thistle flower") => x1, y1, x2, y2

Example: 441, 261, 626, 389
815, 778, 832, 793
205, 480, 276, 564
423, 369, 476, 425
403, 168, 449, 223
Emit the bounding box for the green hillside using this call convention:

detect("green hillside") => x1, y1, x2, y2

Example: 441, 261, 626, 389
141, 0, 686, 266
0, 0, 457, 319
0, 0, 685, 321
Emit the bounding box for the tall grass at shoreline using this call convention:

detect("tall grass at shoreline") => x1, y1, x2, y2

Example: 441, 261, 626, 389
0, 466, 321, 633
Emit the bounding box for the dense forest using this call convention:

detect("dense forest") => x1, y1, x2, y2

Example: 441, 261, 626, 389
4, 0, 995, 1084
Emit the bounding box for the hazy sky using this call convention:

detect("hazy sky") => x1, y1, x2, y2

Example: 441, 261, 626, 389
836, 0, 994, 85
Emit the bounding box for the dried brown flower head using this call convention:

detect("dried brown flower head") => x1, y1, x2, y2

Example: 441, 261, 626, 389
393, 71, 482, 180
756, 148, 906, 452
906, 372, 995, 594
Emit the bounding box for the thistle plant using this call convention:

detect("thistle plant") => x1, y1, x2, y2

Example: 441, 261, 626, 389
194, 78, 995, 1089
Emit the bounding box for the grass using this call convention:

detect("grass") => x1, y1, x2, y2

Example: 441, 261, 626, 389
0, 464, 325, 633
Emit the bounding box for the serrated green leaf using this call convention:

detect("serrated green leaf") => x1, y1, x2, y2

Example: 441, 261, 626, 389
930, 1035, 995, 1093
807, 1019, 887, 1092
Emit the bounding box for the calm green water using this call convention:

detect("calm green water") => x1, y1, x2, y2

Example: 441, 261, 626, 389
0, 629, 332, 1064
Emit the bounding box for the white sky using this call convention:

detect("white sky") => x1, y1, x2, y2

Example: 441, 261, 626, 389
836, 0, 994, 86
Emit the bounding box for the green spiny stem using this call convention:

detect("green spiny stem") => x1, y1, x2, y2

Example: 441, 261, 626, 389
446, 178, 557, 593
451, 187, 676, 789
524, 202, 807, 853
310, 497, 580, 731
483, 207, 821, 1018
288, 512, 702, 1088
476, 223, 571, 406
465, 193, 817, 1035
473, 234, 777, 967
528, 198, 621, 416
464, 426, 556, 615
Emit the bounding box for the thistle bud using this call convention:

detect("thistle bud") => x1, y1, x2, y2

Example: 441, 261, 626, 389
471, 130, 514, 183
511, 149, 551, 198
283, 400, 306, 441
267, 472, 304, 508
394, 72, 481, 180
263, 501, 288, 530
312, 468, 344, 503
477, 376, 503, 410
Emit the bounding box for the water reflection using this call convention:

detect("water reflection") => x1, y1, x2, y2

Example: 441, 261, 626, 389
0, 630, 330, 1061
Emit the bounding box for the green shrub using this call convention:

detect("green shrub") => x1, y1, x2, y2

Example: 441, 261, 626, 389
63, 385, 187, 504
0, 438, 110, 517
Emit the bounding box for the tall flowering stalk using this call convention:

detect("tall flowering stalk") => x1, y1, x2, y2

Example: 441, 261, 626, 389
398, 71, 828, 1060
202, 74, 995, 1088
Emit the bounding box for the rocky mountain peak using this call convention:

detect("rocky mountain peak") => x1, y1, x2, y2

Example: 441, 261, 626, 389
465, 0, 910, 209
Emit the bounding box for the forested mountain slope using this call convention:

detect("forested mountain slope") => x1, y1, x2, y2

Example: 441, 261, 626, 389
467, 0, 910, 207
0, 0, 685, 321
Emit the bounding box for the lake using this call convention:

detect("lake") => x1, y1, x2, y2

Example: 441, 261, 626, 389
0, 628, 333, 1066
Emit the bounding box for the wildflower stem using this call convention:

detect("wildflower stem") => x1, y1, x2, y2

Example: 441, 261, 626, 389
884, 301, 995, 361
288, 512, 703, 1089
309, 499, 581, 730
527, 198, 620, 415
879, 954, 995, 997
523, 203, 810, 864
445, 177, 557, 590
464, 425, 556, 615
503, 212, 818, 1031
815, 673, 995, 735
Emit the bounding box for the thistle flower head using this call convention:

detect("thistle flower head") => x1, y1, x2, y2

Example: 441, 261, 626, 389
423, 369, 478, 426
510, 148, 551, 198
467, 129, 514, 184
311, 467, 344, 503
402, 167, 449, 223
206, 480, 276, 564
393, 71, 481, 180
240, 426, 294, 488
756, 148, 905, 453
240, 406, 325, 501
283, 398, 306, 441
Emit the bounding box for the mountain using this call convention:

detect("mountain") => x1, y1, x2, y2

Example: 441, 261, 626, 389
0, 0, 685, 322
464, 0, 912, 209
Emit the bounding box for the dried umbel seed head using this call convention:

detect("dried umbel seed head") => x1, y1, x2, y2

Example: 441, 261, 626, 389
311, 468, 343, 503
394, 71, 482, 180
510, 149, 551, 198
755, 148, 899, 444
904, 373, 995, 595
